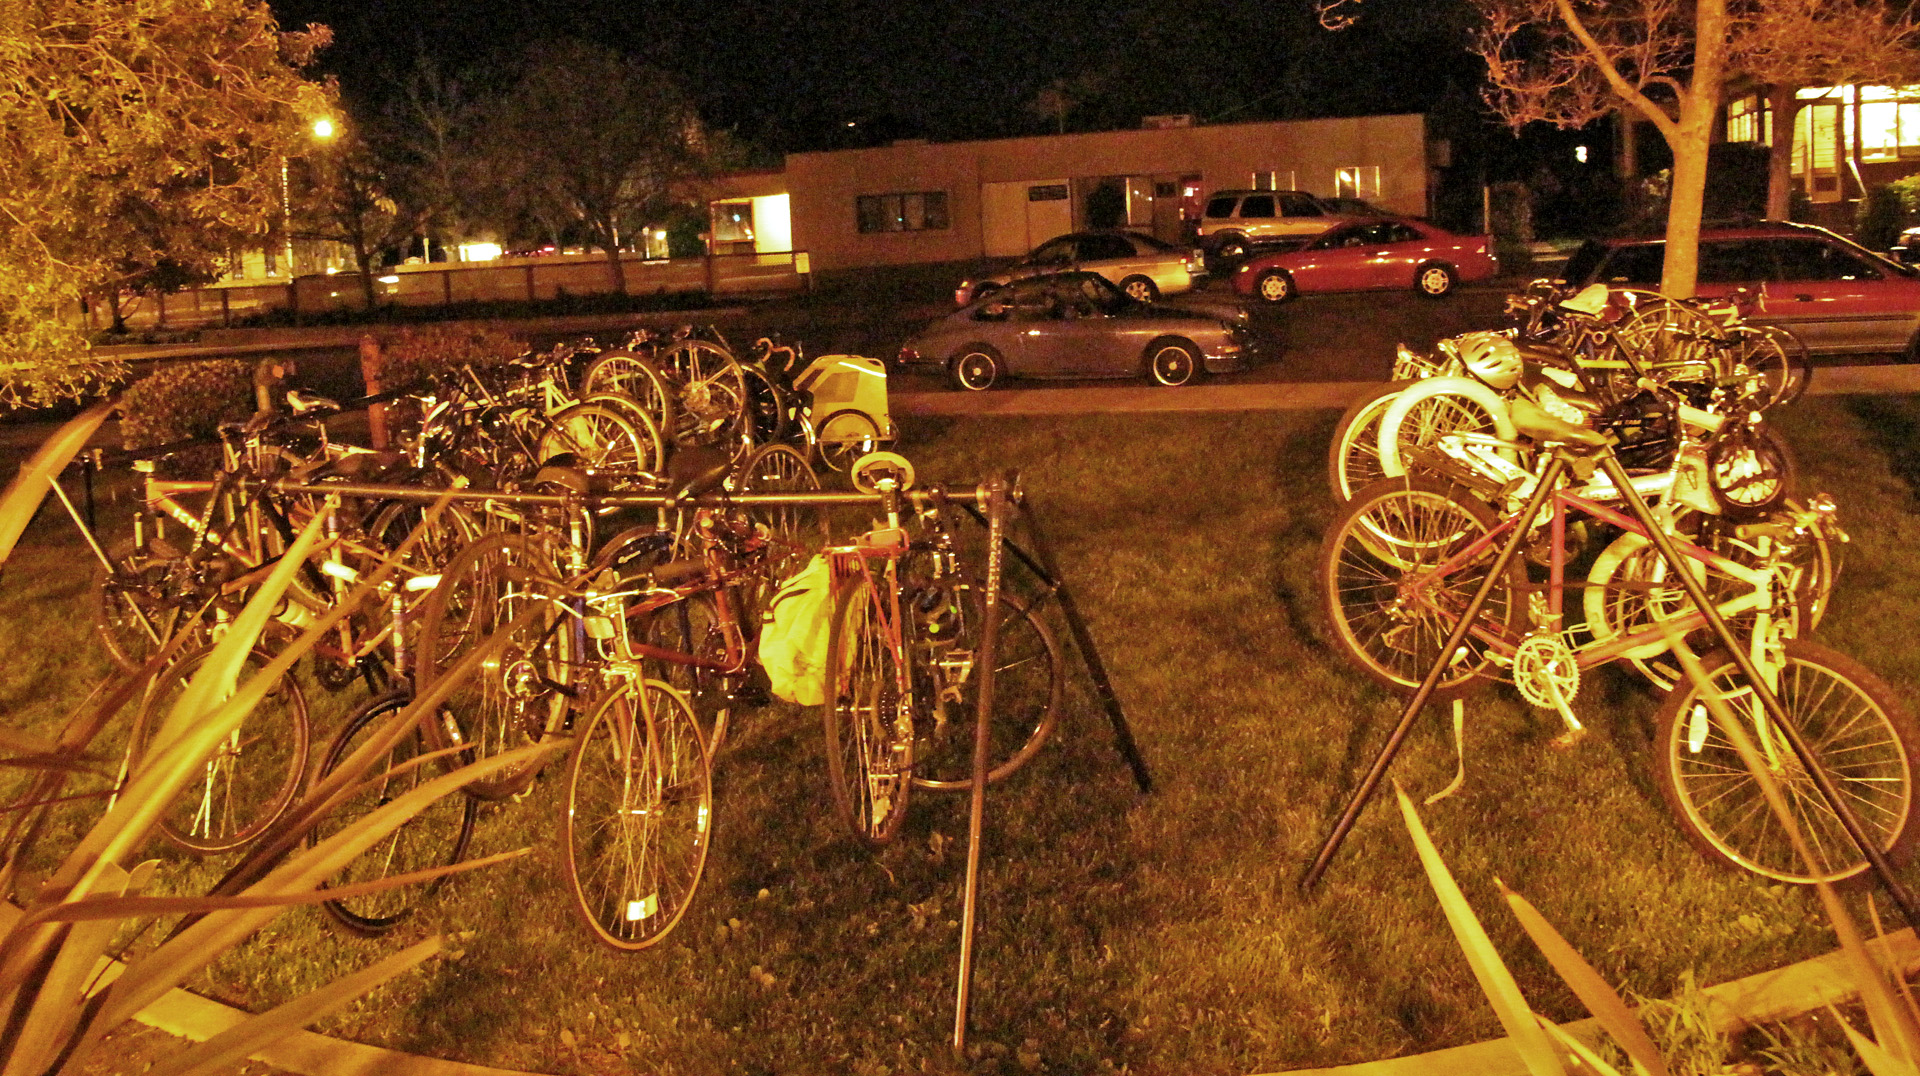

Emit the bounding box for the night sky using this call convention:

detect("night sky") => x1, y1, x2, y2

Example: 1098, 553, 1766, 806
265, 0, 1481, 153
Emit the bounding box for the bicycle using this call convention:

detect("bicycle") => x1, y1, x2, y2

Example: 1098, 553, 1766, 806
818, 454, 1063, 845
1320, 416, 1907, 884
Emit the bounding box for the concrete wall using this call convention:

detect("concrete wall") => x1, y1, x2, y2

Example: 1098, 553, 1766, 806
778, 114, 1430, 270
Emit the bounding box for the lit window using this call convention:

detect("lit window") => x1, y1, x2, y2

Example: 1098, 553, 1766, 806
1728, 95, 1764, 144
1250, 170, 1294, 192
1336, 166, 1381, 200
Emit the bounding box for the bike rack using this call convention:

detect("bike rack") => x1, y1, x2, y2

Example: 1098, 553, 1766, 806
1300, 448, 1920, 929
214, 472, 1153, 1053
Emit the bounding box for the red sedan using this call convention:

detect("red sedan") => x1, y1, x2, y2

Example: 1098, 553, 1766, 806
1232, 218, 1499, 302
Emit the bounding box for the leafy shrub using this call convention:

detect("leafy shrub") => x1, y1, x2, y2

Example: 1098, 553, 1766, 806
1856, 183, 1908, 252
375, 324, 526, 393
116, 359, 253, 450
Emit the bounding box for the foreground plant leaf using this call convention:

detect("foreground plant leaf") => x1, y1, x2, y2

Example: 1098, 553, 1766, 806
0, 400, 111, 569
1500, 882, 1670, 1076
1394, 782, 1566, 1076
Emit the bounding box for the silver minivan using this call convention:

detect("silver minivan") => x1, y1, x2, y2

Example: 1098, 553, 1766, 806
1198, 190, 1344, 258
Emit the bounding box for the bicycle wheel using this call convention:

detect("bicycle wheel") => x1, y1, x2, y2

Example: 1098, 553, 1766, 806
815, 409, 882, 474
581, 351, 679, 439
582, 392, 668, 474
1655, 641, 1920, 884
564, 678, 712, 950
538, 403, 649, 472
1327, 381, 1411, 506
735, 443, 824, 582
128, 645, 310, 854
416, 533, 569, 801
640, 590, 734, 755
740, 364, 791, 446
1732, 324, 1812, 409
312, 691, 476, 936
94, 537, 203, 672
1319, 477, 1525, 697
1374, 377, 1520, 486
823, 569, 915, 845
662, 341, 748, 447
909, 587, 1063, 790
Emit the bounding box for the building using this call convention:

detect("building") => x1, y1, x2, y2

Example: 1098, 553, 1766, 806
705, 113, 1434, 271
1724, 85, 1920, 209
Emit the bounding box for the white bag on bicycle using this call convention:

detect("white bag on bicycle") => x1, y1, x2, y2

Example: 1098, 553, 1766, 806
758, 554, 834, 706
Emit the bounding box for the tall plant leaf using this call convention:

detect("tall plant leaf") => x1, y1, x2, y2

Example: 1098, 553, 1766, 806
0, 400, 111, 569
140, 937, 444, 1076
1500, 882, 1671, 1076
1394, 783, 1567, 1076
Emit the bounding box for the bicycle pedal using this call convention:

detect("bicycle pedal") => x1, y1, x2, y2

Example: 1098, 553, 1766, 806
1548, 727, 1588, 750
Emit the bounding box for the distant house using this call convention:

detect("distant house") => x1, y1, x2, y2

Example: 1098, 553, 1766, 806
1724, 85, 1920, 210
702, 113, 1436, 271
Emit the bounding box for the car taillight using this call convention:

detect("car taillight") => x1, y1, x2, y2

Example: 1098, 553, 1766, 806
954, 284, 972, 305
897, 346, 920, 364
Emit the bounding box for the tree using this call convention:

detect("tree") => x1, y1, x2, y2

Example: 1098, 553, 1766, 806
1471, 0, 1732, 298
382, 55, 495, 261
1739, 0, 1920, 220
290, 128, 416, 310
484, 41, 704, 293
0, 0, 332, 405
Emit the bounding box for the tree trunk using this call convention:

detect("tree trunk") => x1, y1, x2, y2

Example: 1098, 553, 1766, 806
601, 222, 627, 295
1657, 0, 1729, 299
1766, 86, 1803, 221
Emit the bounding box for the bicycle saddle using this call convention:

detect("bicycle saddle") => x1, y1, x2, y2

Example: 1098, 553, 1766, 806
286, 389, 341, 417
1508, 398, 1611, 448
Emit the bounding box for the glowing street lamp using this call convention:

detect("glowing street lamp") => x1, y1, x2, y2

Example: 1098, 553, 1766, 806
312, 117, 336, 141
280, 117, 338, 276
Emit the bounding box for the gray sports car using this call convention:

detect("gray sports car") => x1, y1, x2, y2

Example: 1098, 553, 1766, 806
897, 272, 1252, 390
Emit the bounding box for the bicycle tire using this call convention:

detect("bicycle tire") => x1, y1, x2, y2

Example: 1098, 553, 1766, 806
416, 532, 570, 801
815, 409, 882, 474
1375, 376, 1519, 484
1327, 381, 1412, 506
823, 570, 915, 845
312, 690, 477, 936
581, 392, 668, 475
538, 402, 650, 472
94, 537, 199, 672
581, 351, 679, 439
740, 363, 791, 446
563, 678, 713, 950
662, 340, 748, 447
735, 443, 825, 596
909, 588, 1063, 791
1319, 476, 1526, 697
128, 645, 310, 854
1655, 640, 1920, 884
1733, 324, 1812, 409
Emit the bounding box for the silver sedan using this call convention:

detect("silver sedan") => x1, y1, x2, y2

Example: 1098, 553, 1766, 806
901, 272, 1251, 389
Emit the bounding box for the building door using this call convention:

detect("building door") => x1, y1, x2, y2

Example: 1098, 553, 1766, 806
981, 179, 1073, 256
1796, 100, 1843, 204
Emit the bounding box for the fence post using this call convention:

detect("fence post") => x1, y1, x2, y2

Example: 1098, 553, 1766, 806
526, 264, 536, 303
220, 289, 232, 328
360, 334, 388, 449
703, 250, 717, 296
443, 268, 453, 307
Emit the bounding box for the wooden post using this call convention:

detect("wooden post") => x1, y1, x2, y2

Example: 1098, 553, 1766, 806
220, 288, 232, 328
360, 334, 388, 449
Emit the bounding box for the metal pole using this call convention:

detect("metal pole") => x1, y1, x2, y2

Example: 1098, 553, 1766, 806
953, 476, 1010, 1053
1597, 452, 1920, 925
1302, 460, 1567, 890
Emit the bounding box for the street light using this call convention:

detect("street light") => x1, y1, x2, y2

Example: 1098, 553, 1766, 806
280, 117, 338, 275
312, 117, 336, 141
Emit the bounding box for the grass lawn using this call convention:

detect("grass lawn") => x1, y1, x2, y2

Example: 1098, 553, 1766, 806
10, 394, 1920, 1075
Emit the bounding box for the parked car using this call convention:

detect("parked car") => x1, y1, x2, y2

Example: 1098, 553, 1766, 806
956, 231, 1204, 306
1231, 218, 1499, 302
1562, 221, 1920, 356
900, 272, 1251, 389
1890, 225, 1920, 265
1197, 189, 1346, 259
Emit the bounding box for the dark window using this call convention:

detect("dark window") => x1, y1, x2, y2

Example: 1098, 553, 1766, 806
1697, 240, 1774, 284
1154, 181, 1178, 198
1029, 237, 1075, 264
1598, 243, 1665, 285
855, 191, 950, 234
1279, 192, 1324, 217
1380, 223, 1423, 244
1028, 184, 1069, 201
1204, 195, 1238, 218
1312, 226, 1364, 250
1769, 238, 1879, 281
1561, 240, 1608, 285
1238, 194, 1276, 218
1078, 235, 1135, 260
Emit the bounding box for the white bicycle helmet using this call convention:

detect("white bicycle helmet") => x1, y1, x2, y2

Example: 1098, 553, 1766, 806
1457, 331, 1523, 391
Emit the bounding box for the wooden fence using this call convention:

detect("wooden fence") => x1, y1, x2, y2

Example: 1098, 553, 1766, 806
83, 249, 808, 331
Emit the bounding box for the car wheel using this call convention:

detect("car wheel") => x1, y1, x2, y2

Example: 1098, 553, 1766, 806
1120, 275, 1160, 302
1255, 269, 1296, 303
1216, 235, 1249, 261
1415, 262, 1457, 298
949, 346, 1002, 391
1144, 338, 1202, 387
